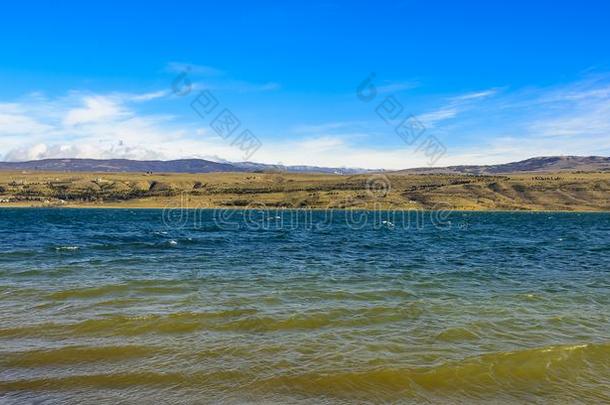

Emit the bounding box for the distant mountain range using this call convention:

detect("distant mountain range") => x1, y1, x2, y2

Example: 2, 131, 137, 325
0, 156, 608, 174
0, 158, 374, 174
396, 156, 610, 174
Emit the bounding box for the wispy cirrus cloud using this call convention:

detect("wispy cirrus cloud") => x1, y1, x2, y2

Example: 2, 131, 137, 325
129, 90, 170, 102
418, 87, 499, 127
450, 88, 499, 101
418, 107, 459, 126
526, 94, 610, 138
166, 62, 280, 93
418, 74, 610, 161
185, 81, 281, 94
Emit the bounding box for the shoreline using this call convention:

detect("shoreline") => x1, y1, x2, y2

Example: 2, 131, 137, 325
0, 204, 608, 213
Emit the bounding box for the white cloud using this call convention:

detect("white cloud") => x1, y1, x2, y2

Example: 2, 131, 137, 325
416, 88, 499, 128
1, 74, 610, 170
129, 90, 169, 102
0, 91, 194, 162
63, 95, 129, 126
418, 107, 459, 126
529, 106, 610, 138
0, 112, 53, 135
450, 89, 498, 101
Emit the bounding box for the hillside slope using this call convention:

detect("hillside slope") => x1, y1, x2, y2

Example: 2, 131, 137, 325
0, 171, 608, 211
398, 156, 610, 175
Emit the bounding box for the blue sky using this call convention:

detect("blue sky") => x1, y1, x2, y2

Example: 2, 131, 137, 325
1, 1, 610, 168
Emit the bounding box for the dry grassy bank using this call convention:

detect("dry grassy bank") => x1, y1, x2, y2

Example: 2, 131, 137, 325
0, 170, 608, 211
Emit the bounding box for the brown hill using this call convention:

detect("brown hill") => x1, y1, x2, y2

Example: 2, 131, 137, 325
396, 156, 610, 175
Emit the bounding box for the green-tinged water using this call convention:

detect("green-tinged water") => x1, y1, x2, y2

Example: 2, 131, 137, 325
0, 209, 609, 404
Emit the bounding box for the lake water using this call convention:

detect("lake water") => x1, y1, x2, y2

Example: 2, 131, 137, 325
0, 209, 609, 404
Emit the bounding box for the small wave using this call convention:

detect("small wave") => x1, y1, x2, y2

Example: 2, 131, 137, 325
252, 342, 610, 402
8, 267, 76, 278
284, 288, 413, 302
54, 246, 79, 251
48, 281, 195, 300
0, 370, 246, 391
2, 345, 159, 367
0, 309, 260, 337
436, 327, 480, 342
48, 284, 132, 300
215, 304, 422, 332
0, 250, 41, 259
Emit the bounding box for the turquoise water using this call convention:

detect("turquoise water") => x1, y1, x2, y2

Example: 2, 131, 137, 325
0, 209, 609, 404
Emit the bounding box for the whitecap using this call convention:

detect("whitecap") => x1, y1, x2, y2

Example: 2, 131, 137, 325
55, 246, 79, 251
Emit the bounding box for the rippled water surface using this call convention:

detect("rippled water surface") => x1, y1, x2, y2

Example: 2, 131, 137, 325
0, 209, 609, 404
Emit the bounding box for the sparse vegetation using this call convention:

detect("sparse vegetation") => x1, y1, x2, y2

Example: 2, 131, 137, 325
0, 170, 608, 211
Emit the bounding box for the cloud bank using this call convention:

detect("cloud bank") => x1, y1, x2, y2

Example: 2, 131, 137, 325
1, 73, 609, 169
